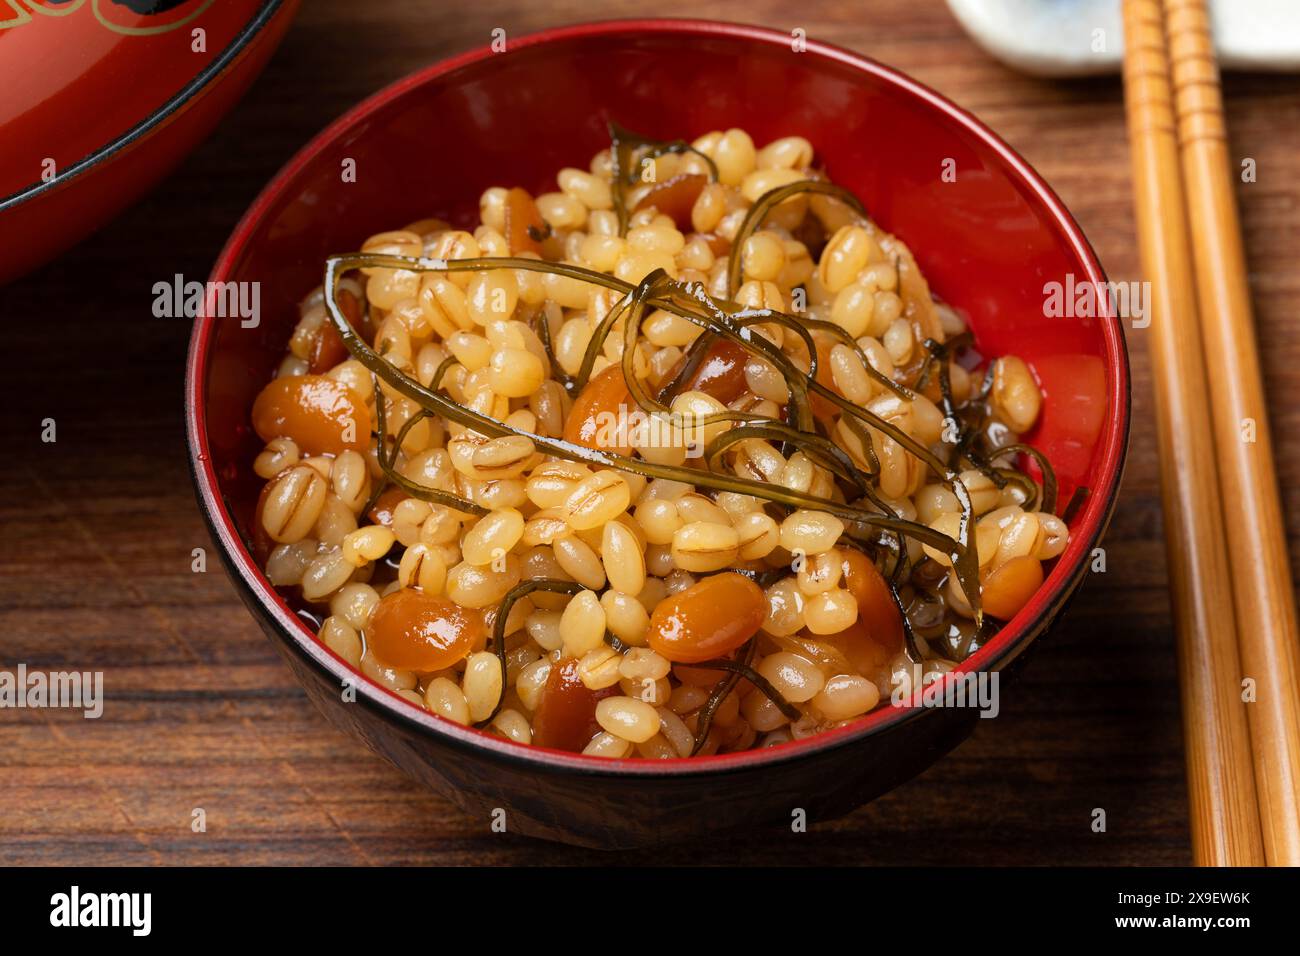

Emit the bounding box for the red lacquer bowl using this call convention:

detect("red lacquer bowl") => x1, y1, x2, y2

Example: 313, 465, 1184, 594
187, 19, 1129, 848
0, 0, 299, 285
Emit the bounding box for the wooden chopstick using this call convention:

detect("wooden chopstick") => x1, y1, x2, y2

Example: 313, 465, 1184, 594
1120, 0, 1265, 865
1162, 0, 1300, 866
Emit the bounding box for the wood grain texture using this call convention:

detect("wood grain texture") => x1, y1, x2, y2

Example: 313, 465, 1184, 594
1163, 0, 1300, 865
2, 0, 1298, 867
1120, 0, 1262, 866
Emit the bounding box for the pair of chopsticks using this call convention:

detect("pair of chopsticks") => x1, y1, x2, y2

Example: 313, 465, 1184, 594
1121, 0, 1300, 866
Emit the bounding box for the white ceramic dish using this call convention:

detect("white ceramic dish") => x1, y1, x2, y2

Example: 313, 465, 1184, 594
947, 0, 1300, 76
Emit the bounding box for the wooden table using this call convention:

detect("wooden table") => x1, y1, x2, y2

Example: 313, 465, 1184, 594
2, 0, 1297, 866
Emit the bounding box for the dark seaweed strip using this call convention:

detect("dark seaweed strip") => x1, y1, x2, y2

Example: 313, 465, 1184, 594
620, 271, 675, 417
391, 408, 431, 456
690, 654, 803, 723
608, 123, 720, 185
702, 295, 913, 436
710, 301, 909, 418
796, 373, 983, 623
750, 313, 826, 399
609, 122, 635, 236
370, 373, 487, 516
663, 281, 818, 433
620, 278, 842, 456
797, 314, 915, 402
914, 350, 938, 394
807, 376, 975, 493
995, 442, 1059, 516
571, 294, 629, 395
639, 140, 719, 182
476, 579, 583, 728
372, 372, 391, 465
323, 253, 977, 615
322, 251, 977, 587
721, 183, 920, 405
840, 411, 883, 478
430, 355, 458, 391
951, 415, 982, 464
924, 637, 956, 665
972, 364, 995, 404
994, 468, 1041, 513
359, 381, 394, 517
890, 579, 924, 663
664, 283, 819, 427
961, 617, 999, 660
529, 307, 570, 390
686, 300, 898, 402
848, 484, 912, 566
841, 536, 917, 659
689, 640, 757, 756
617, 274, 781, 436
920, 337, 960, 463
920, 338, 977, 478
376, 446, 487, 515
359, 480, 389, 521
929, 338, 1013, 491
563, 270, 820, 443
913, 591, 957, 662
959, 446, 1011, 490
657, 331, 717, 404
375, 252, 886, 431
724, 567, 788, 588
608, 122, 718, 236
372, 353, 454, 517
887, 528, 913, 588
704, 423, 868, 499
726, 179, 866, 298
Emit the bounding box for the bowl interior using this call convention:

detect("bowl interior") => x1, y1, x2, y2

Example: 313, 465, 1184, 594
193, 20, 1127, 766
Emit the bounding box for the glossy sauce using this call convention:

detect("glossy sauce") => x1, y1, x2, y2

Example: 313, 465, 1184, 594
531, 658, 615, 752
809, 333, 839, 421
563, 364, 635, 456
632, 172, 708, 231
646, 572, 766, 664
252, 374, 371, 456
821, 618, 891, 677
660, 337, 749, 405
981, 555, 1043, 620
504, 187, 546, 256
367, 589, 483, 671
307, 287, 361, 372
366, 487, 408, 528
840, 548, 904, 653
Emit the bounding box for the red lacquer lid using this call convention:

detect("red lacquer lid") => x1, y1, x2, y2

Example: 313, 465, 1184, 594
0, 0, 277, 204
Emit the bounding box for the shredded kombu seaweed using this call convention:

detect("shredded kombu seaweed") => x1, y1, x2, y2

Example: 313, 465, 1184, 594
318, 130, 1078, 752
